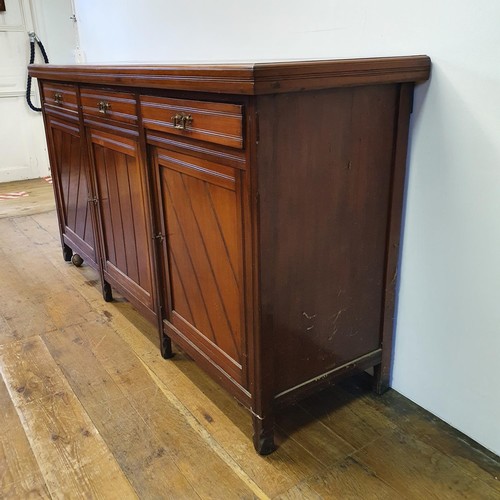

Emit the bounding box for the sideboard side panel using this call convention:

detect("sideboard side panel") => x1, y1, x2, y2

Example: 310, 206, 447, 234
257, 85, 400, 394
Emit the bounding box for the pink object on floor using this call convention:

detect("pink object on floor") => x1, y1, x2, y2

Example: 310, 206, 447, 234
0, 191, 29, 200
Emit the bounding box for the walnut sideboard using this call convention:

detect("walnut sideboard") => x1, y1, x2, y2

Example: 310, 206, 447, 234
29, 56, 431, 454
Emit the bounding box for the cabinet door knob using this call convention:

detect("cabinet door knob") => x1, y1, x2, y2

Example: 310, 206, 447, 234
171, 113, 193, 130
97, 101, 111, 114
54, 93, 63, 105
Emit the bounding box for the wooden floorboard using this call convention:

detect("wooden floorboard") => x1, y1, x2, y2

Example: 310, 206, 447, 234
281, 455, 401, 500
0, 373, 50, 499
0, 178, 499, 499
0, 337, 136, 498
0, 178, 55, 219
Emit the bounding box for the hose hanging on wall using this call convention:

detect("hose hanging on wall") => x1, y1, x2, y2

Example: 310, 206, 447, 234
26, 32, 49, 112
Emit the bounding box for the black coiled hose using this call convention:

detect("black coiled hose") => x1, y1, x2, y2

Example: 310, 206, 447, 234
26, 33, 49, 112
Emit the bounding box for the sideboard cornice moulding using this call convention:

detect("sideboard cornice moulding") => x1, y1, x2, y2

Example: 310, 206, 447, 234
29, 55, 430, 94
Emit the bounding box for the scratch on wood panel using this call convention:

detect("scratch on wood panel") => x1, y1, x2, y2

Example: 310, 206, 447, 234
303, 312, 317, 333
327, 308, 347, 341
139, 360, 270, 500
330, 309, 346, 325
328, 327, 338, 341
302, 312, 316, 320
92, 335, 107, 351
391, 270, 398, 285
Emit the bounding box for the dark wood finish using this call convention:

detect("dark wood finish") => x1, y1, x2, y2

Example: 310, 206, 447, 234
0, 1, 5, 12
153, 148, 247, 387
31, 56, 431, 455
43, 113, 97, 269
145, 129, 247, 171
42, 83, 79, 119
89, 127, 157, 323
81, 88, 138, 126
29, 56, 430, 95
246, 97, 277, 455
141, 96, 243, 149
257, 84, 397, 395
374, 82, 414, 394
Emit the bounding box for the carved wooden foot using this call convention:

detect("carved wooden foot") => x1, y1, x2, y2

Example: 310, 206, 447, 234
160, 333, 174, 359
63, 243, 73, 262
373, 363, 390, 395
252, 414, 276, 455
102, 281, 113, 302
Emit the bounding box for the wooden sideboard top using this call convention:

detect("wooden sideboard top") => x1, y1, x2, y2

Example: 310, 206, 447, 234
29, 55, 430, 95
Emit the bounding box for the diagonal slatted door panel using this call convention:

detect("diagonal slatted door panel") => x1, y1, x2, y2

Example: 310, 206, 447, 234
157, 149, 245, 383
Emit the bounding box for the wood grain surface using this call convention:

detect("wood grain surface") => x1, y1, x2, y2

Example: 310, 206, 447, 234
0, 180, 498, 498
29, 56, 431, 94
32, 59, 433, 453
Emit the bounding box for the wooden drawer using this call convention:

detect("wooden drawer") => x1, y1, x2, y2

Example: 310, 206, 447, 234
42, 83, 78, 118
81, 88, 138, 125
141, 96, 243, 149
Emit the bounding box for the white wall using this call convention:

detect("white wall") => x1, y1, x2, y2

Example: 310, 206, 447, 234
31, 0, 79, 65
0, 0, 77, 182
74, 0, 500, 455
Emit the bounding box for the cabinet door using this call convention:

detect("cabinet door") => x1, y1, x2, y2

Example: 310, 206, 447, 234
154, 148, 246, 386
46, 115, 97, 268
89, 128, 157, 322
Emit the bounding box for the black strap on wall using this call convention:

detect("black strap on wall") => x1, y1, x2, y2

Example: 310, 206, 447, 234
27, 32, 49, 112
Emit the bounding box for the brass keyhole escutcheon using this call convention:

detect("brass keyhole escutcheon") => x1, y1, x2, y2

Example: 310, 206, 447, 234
54, 93, 63, 105
171, 113, 193, 130
97, 101, 111, 114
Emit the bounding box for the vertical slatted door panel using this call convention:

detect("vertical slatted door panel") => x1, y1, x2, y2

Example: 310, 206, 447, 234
156, 149, 245, 386
70, 134, 94, 250
47, 117, 96, 266
90, 129, 156, 319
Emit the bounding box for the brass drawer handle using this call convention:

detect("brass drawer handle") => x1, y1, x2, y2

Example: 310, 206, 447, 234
171, 113, 193, 130
97, 101, 111, 114
54, 92, 63, 105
